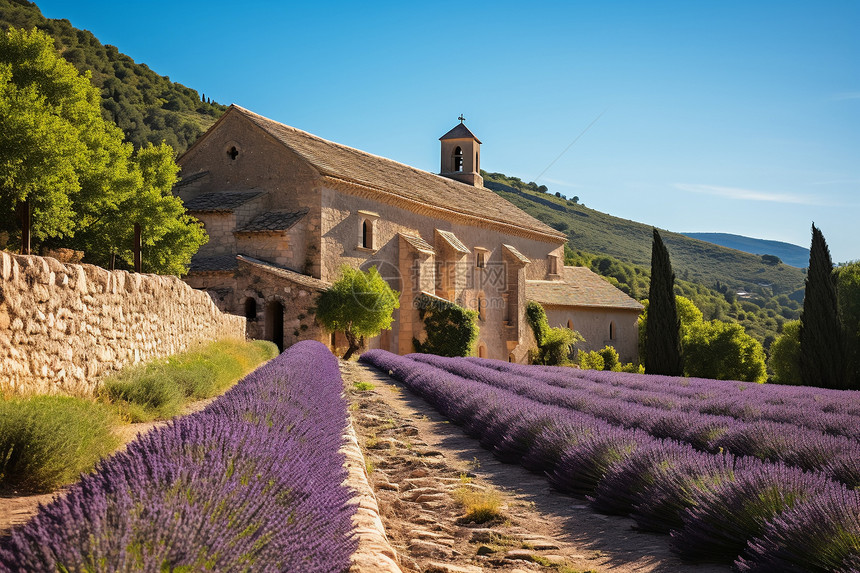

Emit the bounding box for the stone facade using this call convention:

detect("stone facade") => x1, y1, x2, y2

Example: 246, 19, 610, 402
184, 255, 327, 351
543, 306, 641, 364
177, 106, 641, 362
0, 252, 245, 396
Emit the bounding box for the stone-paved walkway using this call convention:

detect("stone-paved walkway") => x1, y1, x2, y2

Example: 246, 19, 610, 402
342, 360, 732, 573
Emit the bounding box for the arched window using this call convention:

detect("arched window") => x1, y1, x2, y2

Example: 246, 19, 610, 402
478, 342, 487, 359
357, 211, 379, 250
361, 219, 371, 248
360, 218, 376, 250
567, 319, 574, 330
453, 146, 463, 172
475, 151, 479, 172
508, 353, 515, 363
477, 293, 486, 321
609, 321, 616, 340
244, 297, 257, 321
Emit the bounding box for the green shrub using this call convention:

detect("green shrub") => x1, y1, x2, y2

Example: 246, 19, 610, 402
597, 346, 620, 371
578, 351, 605, 370
413, 294, 479, 357
100, 339, 278, 422
526, 301, 583, 365
100, 371, 185, 421
578, 346, 643, 373
0, 396, 118, 493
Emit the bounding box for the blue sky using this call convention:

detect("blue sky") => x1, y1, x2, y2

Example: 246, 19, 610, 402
36, 0, 860, 263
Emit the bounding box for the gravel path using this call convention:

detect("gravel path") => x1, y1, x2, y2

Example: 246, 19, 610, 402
343, 360, 731, 573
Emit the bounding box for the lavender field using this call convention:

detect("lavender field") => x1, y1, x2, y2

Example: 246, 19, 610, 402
0, 341, 356, 573
360, 350, 860, 572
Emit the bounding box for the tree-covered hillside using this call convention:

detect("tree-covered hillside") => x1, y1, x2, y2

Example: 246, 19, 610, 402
681, 232, 809, 268
0, 0, 226, 153
482, 171, 807, 351
483, 171, 806, 298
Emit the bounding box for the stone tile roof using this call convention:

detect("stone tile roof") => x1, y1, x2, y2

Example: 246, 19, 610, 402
229, 106, 563, 240
503, 244, 531, 265
236, 256, 330, 291
439, 123, 482, 143
436, 229, 470, 254
174, 170, 209, 188
184, 190, 265, 213
526, 266, 644, 311
399, 233, 435, 255
188, 254, 239, 272
236, 209, 308, 233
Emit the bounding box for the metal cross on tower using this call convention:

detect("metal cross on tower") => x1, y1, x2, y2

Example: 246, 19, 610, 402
458, 114, 466, 123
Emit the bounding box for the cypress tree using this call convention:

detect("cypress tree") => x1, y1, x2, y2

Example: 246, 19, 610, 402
799, 224, 846, 388
645, 228, 683, 375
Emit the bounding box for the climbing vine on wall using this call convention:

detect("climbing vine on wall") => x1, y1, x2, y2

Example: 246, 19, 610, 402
413, 294, 479, 357
526, 301, 583, 366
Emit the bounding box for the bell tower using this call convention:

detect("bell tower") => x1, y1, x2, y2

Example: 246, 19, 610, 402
439, 115, 483, 187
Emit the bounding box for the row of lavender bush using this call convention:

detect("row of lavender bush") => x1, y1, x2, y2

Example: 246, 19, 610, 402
415, 354, 859, 487
360, 350, 860, 572
0, 341, 357, 573
473, 357, 860, 439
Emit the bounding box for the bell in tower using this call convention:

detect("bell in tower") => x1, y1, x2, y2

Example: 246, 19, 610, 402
439, 115, 483, 187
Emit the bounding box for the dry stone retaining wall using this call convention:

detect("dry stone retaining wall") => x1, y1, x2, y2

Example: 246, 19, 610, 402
0, 252, 245, 396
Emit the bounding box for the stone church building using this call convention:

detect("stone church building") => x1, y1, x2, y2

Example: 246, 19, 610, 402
176, 105, 642, 362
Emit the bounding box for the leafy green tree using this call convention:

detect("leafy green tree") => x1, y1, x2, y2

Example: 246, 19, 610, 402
316, 266, 400, 360
413, 293, 479, 357
683, 320, 767, 383
0, 27, 115, 249
645, 229, 683, 375
51, 142, 207, 274
837, 261, 860, 389
800, 224, 846, 389
1, 28, 207, 274
639, 295, 702, 361
769, 320, 802, 385
0, 3, 226, 153
526, 301, 583, 366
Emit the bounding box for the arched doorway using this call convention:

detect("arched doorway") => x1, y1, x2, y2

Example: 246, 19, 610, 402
265, 300, 285, 352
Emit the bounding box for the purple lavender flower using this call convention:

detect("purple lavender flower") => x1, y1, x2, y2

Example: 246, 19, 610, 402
0, 341, 357, 573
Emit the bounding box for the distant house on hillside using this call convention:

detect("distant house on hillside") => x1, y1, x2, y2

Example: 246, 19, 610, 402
175, 105, 642, 362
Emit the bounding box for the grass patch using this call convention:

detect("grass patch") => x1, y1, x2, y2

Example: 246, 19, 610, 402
0, 339, 277, 494
99, 339, 278, 422
352, 381, 374, 392
0, 396, 119, 493
531, 555, 597, 573
453, 485, 505, 524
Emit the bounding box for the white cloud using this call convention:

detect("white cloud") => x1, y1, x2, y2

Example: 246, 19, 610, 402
673, 183, 817, 205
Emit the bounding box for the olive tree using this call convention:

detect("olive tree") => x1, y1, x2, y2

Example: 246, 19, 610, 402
316, 265, 400, 360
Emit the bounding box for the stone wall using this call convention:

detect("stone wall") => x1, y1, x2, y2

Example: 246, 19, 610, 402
0, 252, 246, 396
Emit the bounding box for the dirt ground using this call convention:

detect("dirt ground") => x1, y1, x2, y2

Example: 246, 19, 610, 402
342, 360, 731, 573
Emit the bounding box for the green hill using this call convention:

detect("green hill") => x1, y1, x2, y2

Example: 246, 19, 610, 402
0, 0, 226, 153
681, 233, 809, 268
483, 171, 806, 348
483, 172, 806, 297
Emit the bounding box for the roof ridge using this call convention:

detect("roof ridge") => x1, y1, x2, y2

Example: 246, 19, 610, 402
233, 105, 460, 183
233, 104, 494, 189
227, 105, 565, 241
